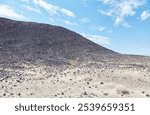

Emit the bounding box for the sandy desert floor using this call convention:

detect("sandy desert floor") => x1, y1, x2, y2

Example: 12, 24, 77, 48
0, 58, 150, 98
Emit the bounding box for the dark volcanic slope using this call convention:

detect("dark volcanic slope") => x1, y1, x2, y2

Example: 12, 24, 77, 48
0, 17, 118, 64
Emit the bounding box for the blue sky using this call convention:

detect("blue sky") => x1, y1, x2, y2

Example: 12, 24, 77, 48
0, 0, 150, 55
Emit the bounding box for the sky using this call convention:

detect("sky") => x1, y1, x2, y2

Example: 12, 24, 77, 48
0, 0, 150, 56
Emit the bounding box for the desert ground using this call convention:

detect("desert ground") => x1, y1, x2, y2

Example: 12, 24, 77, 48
0, 56, 150, 98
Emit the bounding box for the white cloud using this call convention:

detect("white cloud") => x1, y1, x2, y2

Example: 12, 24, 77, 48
81, 0, 87, 3
24, 5, 41, 13
81, 18, 90, 23
98, 27, 105, 31
107, 29, 112, 33
81, 0, 87, 5
99, 0, 145, 27
33, 0, 58, 14
32, 0, 76, 18
82, 33, 111, 45
49, 18, 54, 22
97, 26, 105, 31
140, 10, 150, 21
0, 5, 25, 19
63, 20, 77, 26
60, 8, 76, 18
91, 25, 106, 32
21, 0, 29, 3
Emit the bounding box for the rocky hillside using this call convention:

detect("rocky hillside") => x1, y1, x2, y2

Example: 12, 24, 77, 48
0, 17, 119, 65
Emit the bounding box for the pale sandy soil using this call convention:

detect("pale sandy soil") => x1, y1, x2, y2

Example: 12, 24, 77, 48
0, 60, 150, 98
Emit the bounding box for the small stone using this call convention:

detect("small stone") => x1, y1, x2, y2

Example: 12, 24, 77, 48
100, 82, 104, 85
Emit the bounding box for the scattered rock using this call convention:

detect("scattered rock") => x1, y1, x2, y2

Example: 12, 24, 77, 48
3, 93, 6, 96
100, 82, 104, 85
103, 93, 108, 96
83, 92, 88, 95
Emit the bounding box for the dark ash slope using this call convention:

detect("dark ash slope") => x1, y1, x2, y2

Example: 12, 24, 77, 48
0, 17, 118, 65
